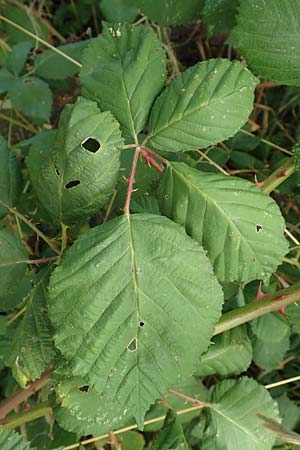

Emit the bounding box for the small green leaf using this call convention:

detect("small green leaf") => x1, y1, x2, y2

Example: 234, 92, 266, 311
250, 312, 290, 342
27, 97, 123, 225
0, 135, 22, 219
0, 427, 32, 450
252, 333, 290, 370
9, 270, 57, 388
80, 23, 166, 140
121, 431, 145, 450
100, 0, 139, 22
147, 59, 258, 153
203, 0, 239, 37
0, 230, 28, 298
49, 214, 223, 426
152, 410, 189, 450
232, 0, 300, 85
0, 69, 15, 94
159, 162, 288, 283
134, 0, 204, 26
8, 77, 52, 124
2, 5, 49, 45
203, 377, 280, 450
6, 41, 31, 76
197, 326, 252, 377
34, 40, 90, 80
286, 303, 300, 334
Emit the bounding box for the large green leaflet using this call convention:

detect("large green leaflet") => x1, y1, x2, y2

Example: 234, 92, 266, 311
27, 97, 123, 225
147, 59, 258, 153
9, 270, 57, 388
0, 135, 22, 219
159, 162, 288, 283
80, 23, 166, 140
232, 0, 300, 85
251, 333, 290, 370
133, 0, 204, 26
203, 377, 280, 450
0, 230, 28, 298
197, 326, 252, 377
152, 410, 189, 450
56, 375, 207, 435
49, 214, 223, 426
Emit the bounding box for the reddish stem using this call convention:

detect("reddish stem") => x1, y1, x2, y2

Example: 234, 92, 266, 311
123, 147, 141, 215
144, 146, 169, 165
168, 389, 208, 408
0, 370, 52, 420
140, 148, 164, 173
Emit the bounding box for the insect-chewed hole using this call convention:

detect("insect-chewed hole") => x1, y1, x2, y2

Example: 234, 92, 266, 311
79, 385, 90, 393
139, 321, 145, 328
81, 137, 101, 153
65, 180, 80, 189
256, 224, 263, 233
127, 337, 137, 352
55, 167, 60, 176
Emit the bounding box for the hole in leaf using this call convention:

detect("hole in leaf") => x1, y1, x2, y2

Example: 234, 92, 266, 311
127, 337, 137, 352
81, 137, 101, 153
139, 321, 145, 328
65, 180, 80, 189
24, 78, 33, 84
256, 224, 263, 233
55, 167, 60, 176
16, 356, 24, 368
79, 385, 90, 393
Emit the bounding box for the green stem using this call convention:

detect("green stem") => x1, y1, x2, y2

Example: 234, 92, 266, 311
0, 403, 52, 429
240, 129, 293, 156
214, 282, 300, 336
0, 200, 60, 255
0, 113, 37, 134
262, 158, 295, 194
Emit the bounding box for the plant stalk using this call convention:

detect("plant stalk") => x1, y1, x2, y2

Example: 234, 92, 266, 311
262, 158, 295, 194
214, 282, 300, 336
123, 146, 141, 214
0, 370, 52, 420
0, 403, 52, 429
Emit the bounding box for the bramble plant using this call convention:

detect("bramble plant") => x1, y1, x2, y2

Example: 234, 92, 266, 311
0, 1, 300, 449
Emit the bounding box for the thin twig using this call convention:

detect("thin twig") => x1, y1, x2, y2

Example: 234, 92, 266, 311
0, 15, 82, 67
265, 375, 300, 390
240, 129, 293, 156
0, 256, 58, 267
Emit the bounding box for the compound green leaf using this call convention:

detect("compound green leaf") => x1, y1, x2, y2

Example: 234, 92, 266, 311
100, 0, 139, 22
0, 230, 28, 298
0, 135, 22, 219
133, 0, 204, 26
196, 326, 252, 377
232, 0, 300, 85
203, 0, 239, 37
34, 40, 90, 80
49, 214, 223, 426
80, 23, 166, 140
27, 97, 123, 225
0, 428, 32, 450
147, 59, 258, 153
9, 270, 57, 388
159, 162, 288, 283
152, 410, 189, 450
8, 77, 52, 124
203, 377, 280, 450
